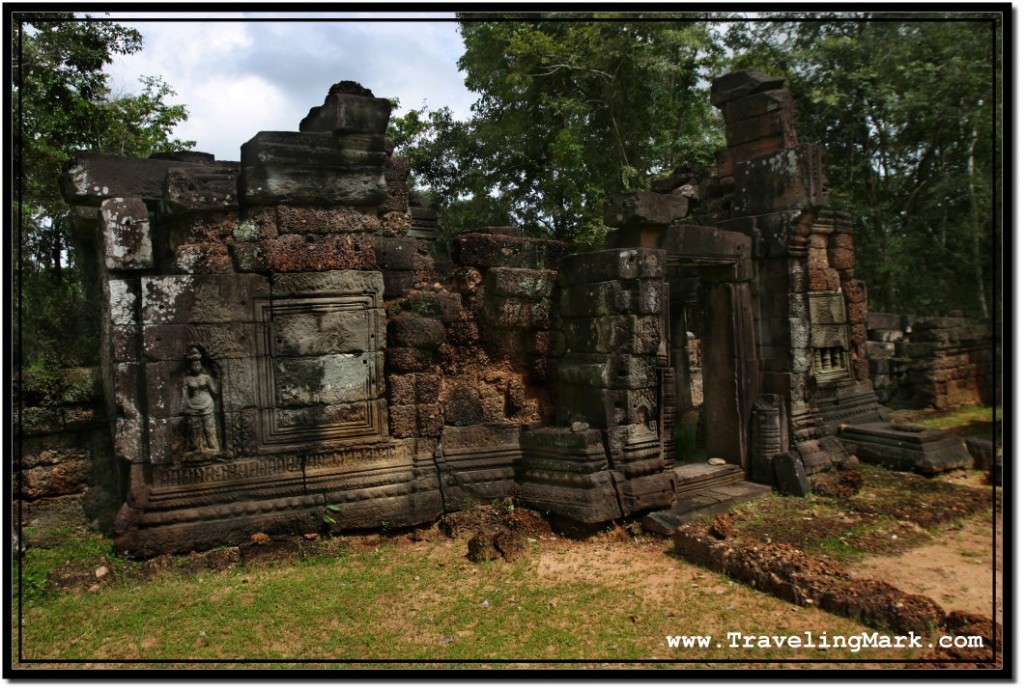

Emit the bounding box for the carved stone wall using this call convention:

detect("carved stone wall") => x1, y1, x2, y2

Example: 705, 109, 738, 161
52, 70, 917, 554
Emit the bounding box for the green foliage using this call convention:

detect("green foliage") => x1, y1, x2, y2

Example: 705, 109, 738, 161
393, 14, 725, 248
723, 13, 1001, 317
13, 13, 195, 368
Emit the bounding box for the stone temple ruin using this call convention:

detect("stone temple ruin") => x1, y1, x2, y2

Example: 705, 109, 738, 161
58, 70, 974, 557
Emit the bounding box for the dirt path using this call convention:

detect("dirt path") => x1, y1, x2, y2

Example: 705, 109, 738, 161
847, 511, 1002, 623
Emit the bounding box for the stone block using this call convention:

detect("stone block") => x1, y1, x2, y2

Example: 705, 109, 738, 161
558, 247, 665, 286
163, 165, 240, 213
382, 155, 411, 213
733, 144, 829, 216
374, 237, 418, 270
387, 347, 434, 373
106, 278, 140, 326
447, 320, 480, 345
382, 271, 417, 299
531, 330, 565, 357
484, 297, 553, 330
114, 417, 145, 464
259, 233, 377, 273
603, 191, 688, 227
772, 451, 810, 496
61, 153, 217, 208
221, 358, 260, 412
269, 270, 383, 301
557, 384, 656, 428
241, 131, 387, 167
443, 383, 492, 427
556, 354, 658, 390
710, 69, 786, 108
561, 315, 662, 355
101, 197, 153, 270
828, 247, 855, 271
141, 274, 267, 325
415, 374, 441, 404
166, 211, 242, 247
389, 403, 417, 438
299, 86, 392, 134
722, 88, 796, 124
173, 243, 233, 274
559, 279, 662, 318
276, 205, 382, 235
486, 267, 559, 299
661, 224, 753, 263
453, 233, 569, 270
417, 404, 444, 437
272, 353, 384, 407
270, 307, 383, 357
725, 108, 798, 148
143, 322, 258, 362
240, 165, 388, 207
387, 315, 446, 349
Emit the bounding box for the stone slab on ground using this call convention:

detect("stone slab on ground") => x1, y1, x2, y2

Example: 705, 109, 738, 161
642, 480, 771, 536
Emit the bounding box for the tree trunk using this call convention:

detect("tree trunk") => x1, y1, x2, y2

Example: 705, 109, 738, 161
967, 127, 989, 319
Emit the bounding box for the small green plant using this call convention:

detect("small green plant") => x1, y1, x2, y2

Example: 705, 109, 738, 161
411, 294, 435, 317
379, 519, 391, 535
322, 504, 341, 526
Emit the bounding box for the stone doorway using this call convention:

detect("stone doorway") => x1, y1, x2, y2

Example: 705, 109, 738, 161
667, 265, 749, 470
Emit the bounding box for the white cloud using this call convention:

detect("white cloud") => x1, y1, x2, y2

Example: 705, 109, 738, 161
102, 16, 475, 160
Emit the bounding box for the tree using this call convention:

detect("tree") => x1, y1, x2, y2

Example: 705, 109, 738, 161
395, 13, 726, 249
723, 13, 1001, 318
12, 13, 195, 368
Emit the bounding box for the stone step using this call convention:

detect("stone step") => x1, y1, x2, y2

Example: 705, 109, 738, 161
642, 480, 772, 537
673, 462, 745, 495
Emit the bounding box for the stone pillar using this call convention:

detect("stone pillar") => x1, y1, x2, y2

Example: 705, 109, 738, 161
711, 68, 888, 478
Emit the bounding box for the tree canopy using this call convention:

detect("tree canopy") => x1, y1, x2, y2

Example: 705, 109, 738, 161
393, 12, 1001, 319
13, 13, 195, 369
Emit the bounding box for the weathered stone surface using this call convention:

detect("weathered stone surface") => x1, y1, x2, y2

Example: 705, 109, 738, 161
558, 247, 665, 287
275, 205, 382, 235
269, 270, 383, 300
388, 315, 446, 349
163, 165, 240, 213
387, 347, 435, 373
603, 191, 688, 227
486, 267, 558, 299
141, 275, 267, 325
710, 68, 786, 107
272, 308, 384, 356
772, 451, 810, 496
241, 131, 387, 168
559, 279, 662, 318
733, 144, 829, 216
454, 233, 569, 270
101, 197, 153, 270
374, 237, 418, 270
259, 234, 377, 273
299, 83, 392, 134
725, 108, 798, 148
61, 154, 218, 208
722, 88, 796, 125
143, 322, 257, 362
272, 353, 384, 406
556, 354, 658, 390
562, 315, 662, 355
839, 422, 973, 474
382, 156, 411, 213
443, 383, 490, 426
240, 165, 388, 207
173, 243, 233, 274
483, 297, 553, 330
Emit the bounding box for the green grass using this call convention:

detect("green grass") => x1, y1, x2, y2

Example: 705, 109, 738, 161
13, 533, 924, 668
894, 405, 1002, 441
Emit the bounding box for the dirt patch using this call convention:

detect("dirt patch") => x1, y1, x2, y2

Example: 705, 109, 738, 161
438, 501, 551, 540
849, 511, 1002, 623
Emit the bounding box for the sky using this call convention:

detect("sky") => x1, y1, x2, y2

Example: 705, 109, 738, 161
101, 11, 477, 161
